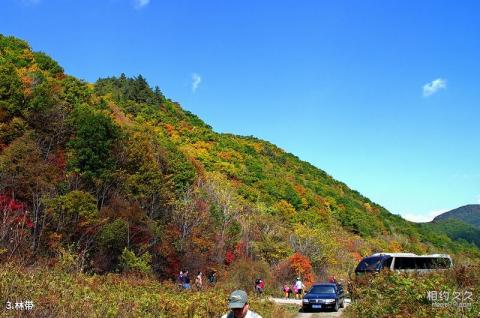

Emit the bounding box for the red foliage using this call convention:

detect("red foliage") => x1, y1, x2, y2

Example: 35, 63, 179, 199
129, 225, 152, 246
48, 149, 67, 172
194, 199, 209, 213
225, 250, 235, 265
0, 194, 33, 228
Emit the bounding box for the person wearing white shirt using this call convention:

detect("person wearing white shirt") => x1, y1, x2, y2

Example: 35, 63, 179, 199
221, 290, 262, 318
294, 277, 305, 299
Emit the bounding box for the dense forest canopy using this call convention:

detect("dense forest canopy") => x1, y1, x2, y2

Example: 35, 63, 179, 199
1, 34, 478, 283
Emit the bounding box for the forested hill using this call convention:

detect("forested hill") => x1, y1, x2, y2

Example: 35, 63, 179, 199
0, 35, 478, 281
427, 205, 480, 248
433, 205, 480, 229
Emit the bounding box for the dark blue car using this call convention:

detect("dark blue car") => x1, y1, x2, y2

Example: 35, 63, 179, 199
302, 283, 345, 312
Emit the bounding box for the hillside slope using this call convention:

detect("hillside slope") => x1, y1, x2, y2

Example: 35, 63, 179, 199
0, 35, 478, 282
433, 204, 480, 229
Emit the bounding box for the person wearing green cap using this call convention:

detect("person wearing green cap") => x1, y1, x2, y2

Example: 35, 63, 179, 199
221, 290, 262, 318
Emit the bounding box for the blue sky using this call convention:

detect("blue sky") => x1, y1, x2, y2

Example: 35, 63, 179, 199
2, 0, 479, 222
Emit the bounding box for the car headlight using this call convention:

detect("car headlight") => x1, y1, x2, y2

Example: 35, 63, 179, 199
324, 299, 336, 303
302, 299, 309, 303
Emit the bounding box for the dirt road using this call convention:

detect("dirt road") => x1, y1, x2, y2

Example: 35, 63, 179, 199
270, 298, 350, 318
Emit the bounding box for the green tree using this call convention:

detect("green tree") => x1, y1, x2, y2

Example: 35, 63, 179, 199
45, 190, 98, 241
33, 51, 64, 75
0, 62, 24, 117
67, 104, 120, 206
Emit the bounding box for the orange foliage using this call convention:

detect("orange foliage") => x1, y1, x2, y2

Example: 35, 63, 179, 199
293, 184, 307, 197
350, 252, 363, 262
164, 124, 176, 136
108, 102, 132, 126
289, 252, 315, 285
388, 240, 402, 252
21, 75, 33, 96
218, 150, 234, 161
189, 158, 205, 176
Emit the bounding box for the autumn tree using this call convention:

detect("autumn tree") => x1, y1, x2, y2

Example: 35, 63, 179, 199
204, 172, 242, 264
170, 179, 216, 270
0, 194, 33, 260
44, 190, 99, 246
0, 133, 59, 251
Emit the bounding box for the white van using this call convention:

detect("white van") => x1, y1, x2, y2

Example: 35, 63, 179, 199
355, 252, 452, 274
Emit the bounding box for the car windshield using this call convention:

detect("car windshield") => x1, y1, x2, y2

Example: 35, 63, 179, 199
309, 286, 335, 294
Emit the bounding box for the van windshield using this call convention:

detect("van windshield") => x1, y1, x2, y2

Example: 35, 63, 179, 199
355, 256, 383, 272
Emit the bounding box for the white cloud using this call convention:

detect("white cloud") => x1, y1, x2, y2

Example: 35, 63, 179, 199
423, 78, 447, 97
191, 73, 202, 93
401, 209, 448, 223
134, 0, 150, 9
476, 195, 480, 204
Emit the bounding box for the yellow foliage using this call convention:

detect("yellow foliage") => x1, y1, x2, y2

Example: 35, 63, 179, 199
273, 200, 296, 219
388, 240, 402, 252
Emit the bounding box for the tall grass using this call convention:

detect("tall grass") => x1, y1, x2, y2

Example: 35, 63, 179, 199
0, 262, 295, 318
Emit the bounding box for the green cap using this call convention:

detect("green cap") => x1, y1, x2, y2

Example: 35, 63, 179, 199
228, 290, 248, 309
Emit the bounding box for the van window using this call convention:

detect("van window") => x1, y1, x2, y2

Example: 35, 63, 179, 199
382, 257, 393, 270
393, 257, 451, 270
430, 257, 451, 269
393, 257, 416, 269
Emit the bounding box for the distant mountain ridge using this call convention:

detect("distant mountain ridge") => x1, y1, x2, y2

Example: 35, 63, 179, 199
433, 205, 480, 229
426, 205, 480, 248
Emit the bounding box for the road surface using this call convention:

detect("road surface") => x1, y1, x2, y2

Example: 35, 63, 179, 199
270, 297, 351, 318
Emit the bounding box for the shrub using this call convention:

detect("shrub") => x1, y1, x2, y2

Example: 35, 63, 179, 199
119, 248, 152, 275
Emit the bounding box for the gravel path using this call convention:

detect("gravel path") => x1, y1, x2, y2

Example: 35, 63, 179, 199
270, 298, 351, 318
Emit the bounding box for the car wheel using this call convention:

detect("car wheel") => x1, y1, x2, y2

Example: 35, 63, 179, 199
333, 302, 339, 312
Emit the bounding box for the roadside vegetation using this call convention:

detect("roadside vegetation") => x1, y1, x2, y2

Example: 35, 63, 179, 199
345, 264, 480, 318
0, 260, 297, 318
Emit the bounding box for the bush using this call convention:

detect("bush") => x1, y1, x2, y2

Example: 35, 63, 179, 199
119, 248, 152, 275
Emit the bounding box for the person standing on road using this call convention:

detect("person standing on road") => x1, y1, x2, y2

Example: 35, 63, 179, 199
294, 277, 305, 299
183, 270, 191, 289
282, 284, 291, 298
195, 271, 203, 290
221, 290, 262, 318
208, 271, 217, 285
177, 271, 184, 289
328, 275, 337, 284
254, 278, 264, 295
